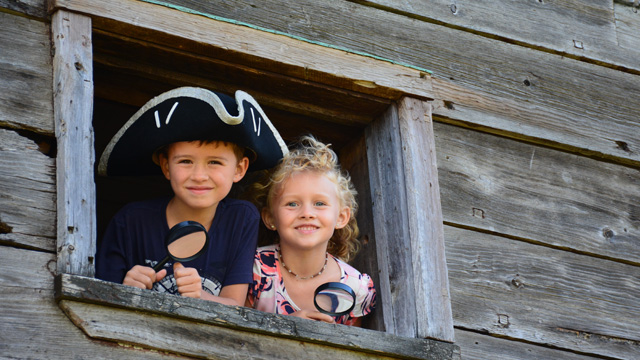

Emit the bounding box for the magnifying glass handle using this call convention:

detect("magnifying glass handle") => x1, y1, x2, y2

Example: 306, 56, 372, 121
153, 255, 170, 272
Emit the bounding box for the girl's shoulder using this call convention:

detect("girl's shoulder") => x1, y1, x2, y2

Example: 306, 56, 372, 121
254, 244, 279, 275
333, 256, 374, 291
333, 256, 364, 277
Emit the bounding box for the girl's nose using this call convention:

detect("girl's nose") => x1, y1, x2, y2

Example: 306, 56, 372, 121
299, 203, 316, 218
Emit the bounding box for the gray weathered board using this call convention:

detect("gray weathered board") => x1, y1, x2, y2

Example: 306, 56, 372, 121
367, 0, 640, 72
0, 129, 56, 251
435, 121, 640, 264
52, 9, 97, 277
445, 225, 640, 359
0, 12, 53, 135
0, 246, 183, 359
150, 0, 640, 166
56, 273, 460, 360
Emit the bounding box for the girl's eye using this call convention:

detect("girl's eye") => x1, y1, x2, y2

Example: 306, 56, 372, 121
178, 159, 192, 164
314, 201, 326, 206
285, 202, 298, 207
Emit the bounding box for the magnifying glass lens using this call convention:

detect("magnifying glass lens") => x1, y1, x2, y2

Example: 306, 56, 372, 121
314, 282, 356, 317
315, 288, 355, 313
167, 231, 207, 259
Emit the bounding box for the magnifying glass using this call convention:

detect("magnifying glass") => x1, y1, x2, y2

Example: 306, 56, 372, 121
314, 282, 356, 317
152, 221, 209, 272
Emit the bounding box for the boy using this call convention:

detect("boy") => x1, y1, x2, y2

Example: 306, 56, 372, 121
95, 87, 287, 306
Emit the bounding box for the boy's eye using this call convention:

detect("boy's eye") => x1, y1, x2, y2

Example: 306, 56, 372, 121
178, 159, 192, 164
285, 202, 299, 207
314, 201, 327, 206
208, 160, 222, 165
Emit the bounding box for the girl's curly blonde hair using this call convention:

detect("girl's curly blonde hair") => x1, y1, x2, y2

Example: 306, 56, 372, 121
256, 135, 360, 262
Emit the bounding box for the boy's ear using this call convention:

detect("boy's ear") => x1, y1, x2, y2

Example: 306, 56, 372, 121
233, 157, 250, 183
335, 206, 351, 229
158, 155, 171, 180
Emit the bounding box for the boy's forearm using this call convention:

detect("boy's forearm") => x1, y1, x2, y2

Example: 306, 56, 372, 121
200, 291, 243, 306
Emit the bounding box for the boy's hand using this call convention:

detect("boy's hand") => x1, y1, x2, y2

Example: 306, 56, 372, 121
173, 262, 202, 298
290, 309, 335, 324
123, 265, 167, 290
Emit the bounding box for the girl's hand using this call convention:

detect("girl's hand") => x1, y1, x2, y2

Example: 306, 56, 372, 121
290, 309, 335, 324
173, 262, 202, 298
123, 265, 167, 290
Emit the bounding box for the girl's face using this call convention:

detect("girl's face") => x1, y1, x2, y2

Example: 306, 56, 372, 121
160, 141, 248, 211
264, 171, 350, 252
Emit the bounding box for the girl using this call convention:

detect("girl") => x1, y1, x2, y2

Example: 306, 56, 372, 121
248, 136, 376, 326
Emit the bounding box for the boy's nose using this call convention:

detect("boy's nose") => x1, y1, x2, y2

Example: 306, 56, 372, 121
191, 164, 208, 180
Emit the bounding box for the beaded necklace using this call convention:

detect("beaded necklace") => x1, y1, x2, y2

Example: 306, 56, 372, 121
278, 248, 328, 280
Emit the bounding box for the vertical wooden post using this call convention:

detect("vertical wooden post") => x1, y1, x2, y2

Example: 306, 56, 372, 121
52, 9, 96, 276
366, 97, 454, 342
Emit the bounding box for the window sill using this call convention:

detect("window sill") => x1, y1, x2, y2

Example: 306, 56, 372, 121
55, 274, 459, 359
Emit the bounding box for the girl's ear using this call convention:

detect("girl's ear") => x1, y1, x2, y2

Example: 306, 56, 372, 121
261, 207, 276, 231
335, 206, 351, 229
233, 157, 250, 183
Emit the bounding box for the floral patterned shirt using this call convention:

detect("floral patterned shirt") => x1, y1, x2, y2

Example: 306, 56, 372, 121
248, 244, 376, 325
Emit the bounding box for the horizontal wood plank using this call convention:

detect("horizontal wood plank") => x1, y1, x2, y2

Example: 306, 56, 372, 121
454, 329, 602, 360
366, 0, 640, 73
0, 246, 182, 359
445, 225, 640, 359
61, 300, 401, 359
0, 0, 48, 18
56, 274, 461, 359
435, 122, 640, 264
0, 129, 56, 251
49, 0, 435, 101
0, 12, 53, 135
144, 0, 640, 166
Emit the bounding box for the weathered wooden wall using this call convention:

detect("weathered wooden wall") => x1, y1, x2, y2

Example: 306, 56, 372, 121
1, 0, 639, 359
145, 0, 639, 359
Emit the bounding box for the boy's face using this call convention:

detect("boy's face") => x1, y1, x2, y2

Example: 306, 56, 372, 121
160, 141, 249, 212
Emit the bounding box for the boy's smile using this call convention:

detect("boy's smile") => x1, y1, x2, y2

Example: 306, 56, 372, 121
160, 141, 248, 219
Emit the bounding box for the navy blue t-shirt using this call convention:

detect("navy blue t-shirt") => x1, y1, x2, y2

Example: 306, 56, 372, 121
95, 197, 259, 296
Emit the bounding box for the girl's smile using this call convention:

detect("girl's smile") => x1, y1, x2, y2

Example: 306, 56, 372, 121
265, 171, 350, 252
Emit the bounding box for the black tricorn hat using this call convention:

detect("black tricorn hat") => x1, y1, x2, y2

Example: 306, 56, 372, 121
98, 87, 288, 176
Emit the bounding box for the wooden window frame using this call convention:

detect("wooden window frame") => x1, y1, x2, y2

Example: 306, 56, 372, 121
50, 0, 457, 357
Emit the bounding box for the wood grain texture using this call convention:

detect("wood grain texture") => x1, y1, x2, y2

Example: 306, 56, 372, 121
397, 98, 453, 342
0, 129, 56, 251
60, 300, 401, 359
366, 103, 417, 338
339, 134, 386, 331
0, 246, 183, 359
49, 0, 435, 101
52, 10, 96, 276
0, 0, 48, 18
445, 225, 640, 359
0, 12, 53, 134
454, 329, 602, 360
366, 0, 640, 73
56, 274, 461, 360
435, 121, 640, 264
366, 100, 454, 342
139, 0, 640, 166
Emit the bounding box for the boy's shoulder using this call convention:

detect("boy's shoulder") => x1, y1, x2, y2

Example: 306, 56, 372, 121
117, 197, 169, 215
218, 197, 259, 216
